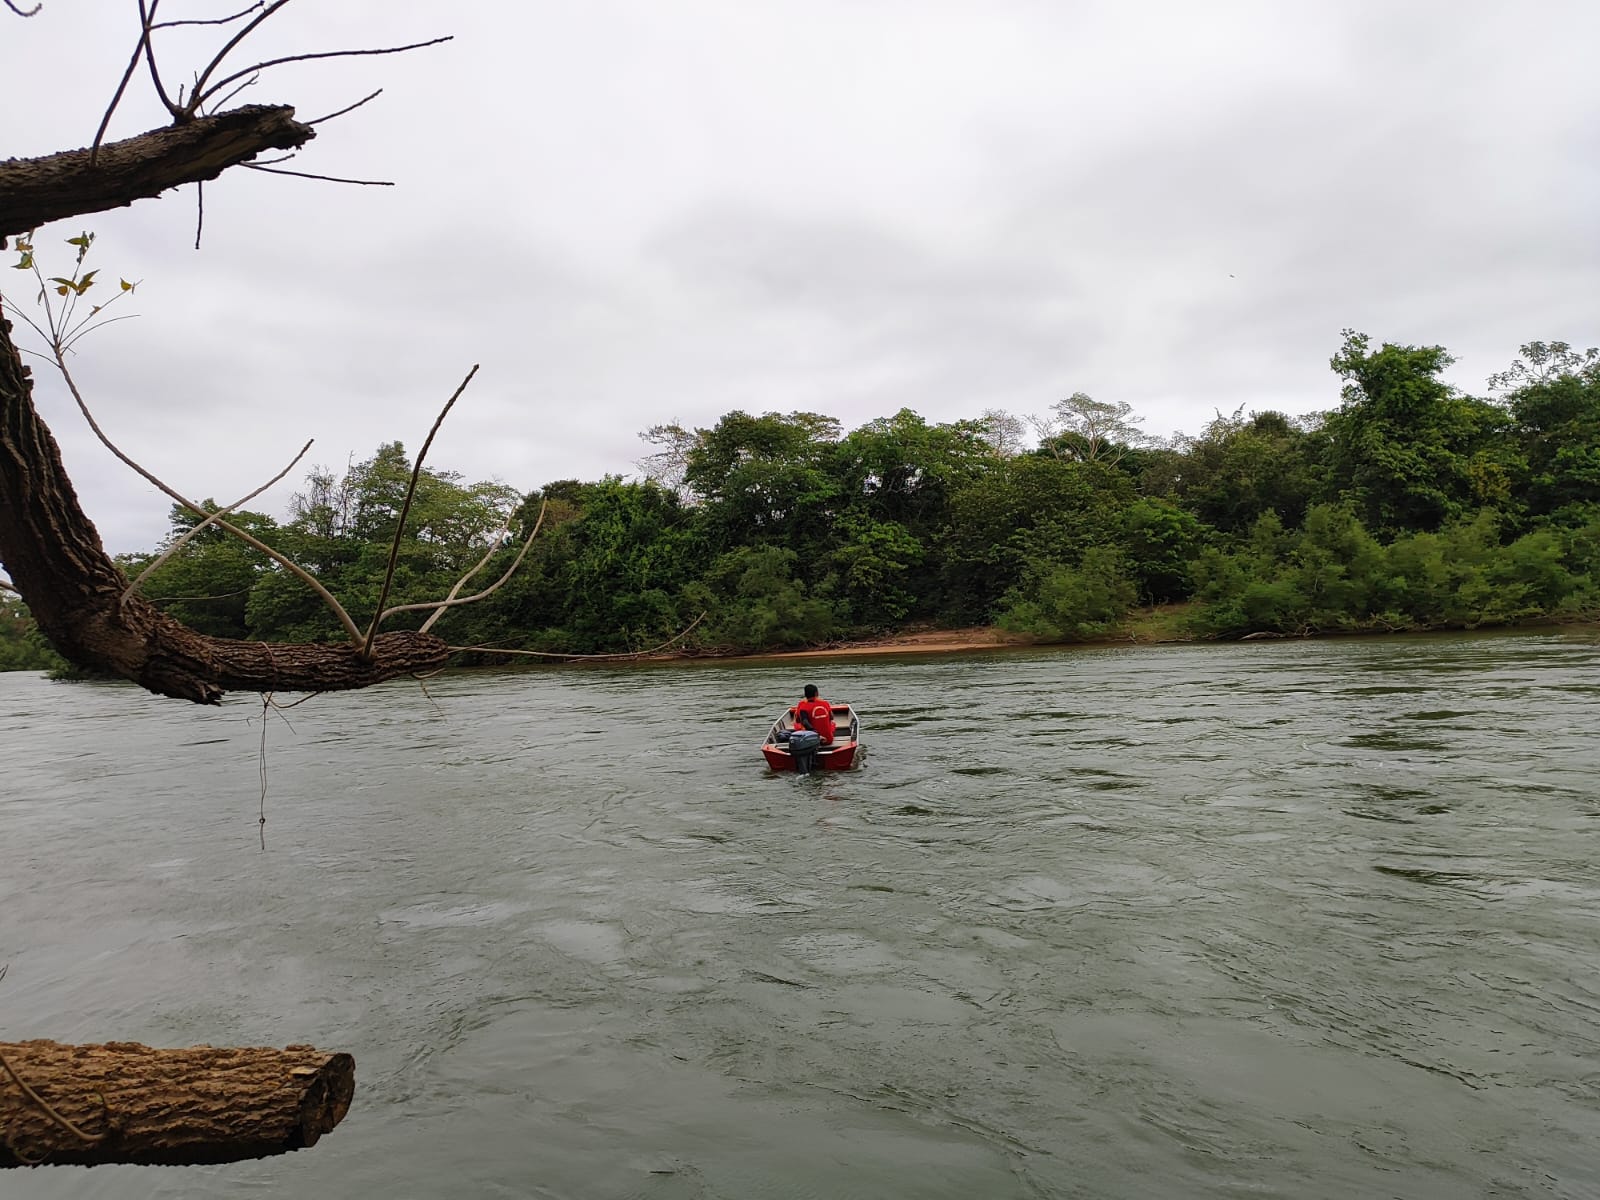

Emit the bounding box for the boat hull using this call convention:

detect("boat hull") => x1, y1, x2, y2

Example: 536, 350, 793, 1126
762, 741, 859, 771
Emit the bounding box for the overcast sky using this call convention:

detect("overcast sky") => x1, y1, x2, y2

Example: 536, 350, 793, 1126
4, 1, 1597, 553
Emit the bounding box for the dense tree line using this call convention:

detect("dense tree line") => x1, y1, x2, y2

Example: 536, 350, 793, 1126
2, 332, 1597, 671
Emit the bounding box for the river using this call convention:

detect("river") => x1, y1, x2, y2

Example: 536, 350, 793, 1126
2, 632, 1597, 1198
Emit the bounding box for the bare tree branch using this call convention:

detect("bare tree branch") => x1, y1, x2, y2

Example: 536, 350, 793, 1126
181, 0, 294, 113
59, 314, 138, 357
94, 6, 264, 160
1, 105, 314, 240
387, 500, 548, 631
363, 366, 479, 653
90, 17, 151, 164
191, 37, 452, 113
46, 349, 365, 644
241, 164, 393, 187
137, 0, 184, 119
205, 74, 260, 113
143, 587, 250, 604
122, 438, 314, 605
3, 0, 42, 16
308, 89, 383, 127
151, 3, 262, 30
447, 614, 708, 661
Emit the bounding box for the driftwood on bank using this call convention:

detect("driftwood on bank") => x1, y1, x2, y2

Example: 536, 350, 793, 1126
0, 1040, 354, 1168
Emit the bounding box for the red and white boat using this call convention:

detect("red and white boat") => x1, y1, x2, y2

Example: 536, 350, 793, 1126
761, 703, 862, 772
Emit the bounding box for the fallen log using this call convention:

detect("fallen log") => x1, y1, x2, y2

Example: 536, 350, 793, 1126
0, 1040, 354, 1168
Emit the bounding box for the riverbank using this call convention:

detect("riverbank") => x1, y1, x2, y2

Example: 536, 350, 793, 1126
710, 605, 1599, 663
755, 605, 1197, 661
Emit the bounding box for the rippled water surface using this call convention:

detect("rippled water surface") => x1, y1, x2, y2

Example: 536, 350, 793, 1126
3, 633, 1598, 1198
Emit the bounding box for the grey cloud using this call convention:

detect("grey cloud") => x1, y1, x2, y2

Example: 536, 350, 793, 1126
4, 1, 1597, 553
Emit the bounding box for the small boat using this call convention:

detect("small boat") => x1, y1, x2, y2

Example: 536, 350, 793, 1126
761, 703, 862, 773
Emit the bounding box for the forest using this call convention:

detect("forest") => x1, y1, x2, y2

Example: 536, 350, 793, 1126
3, 331, 1597, 674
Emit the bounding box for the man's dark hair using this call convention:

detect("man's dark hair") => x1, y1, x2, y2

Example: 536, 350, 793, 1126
803, 684, 819, 699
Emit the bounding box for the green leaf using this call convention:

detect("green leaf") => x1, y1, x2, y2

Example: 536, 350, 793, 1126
119, 278, 134, 292
11, 252, 31, 270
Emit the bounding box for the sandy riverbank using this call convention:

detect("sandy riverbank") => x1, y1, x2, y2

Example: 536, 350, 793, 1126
666, 607, 1202, 663
753, 605, 1203, 660
758, 626, 1032, 659
748, 611, 1598, 662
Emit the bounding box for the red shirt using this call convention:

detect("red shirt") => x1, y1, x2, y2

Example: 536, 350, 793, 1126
797, 696, 836, 744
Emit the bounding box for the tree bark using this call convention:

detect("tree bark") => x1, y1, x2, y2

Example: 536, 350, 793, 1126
0, 1040, 354, 1168
0, 314, 450, 703
0, 106, 314, 241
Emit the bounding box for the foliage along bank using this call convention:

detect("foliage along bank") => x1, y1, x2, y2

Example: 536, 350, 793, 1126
2, 332, 1598, 672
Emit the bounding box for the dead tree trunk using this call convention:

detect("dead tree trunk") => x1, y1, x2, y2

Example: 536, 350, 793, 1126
0, 1040, 354, 1167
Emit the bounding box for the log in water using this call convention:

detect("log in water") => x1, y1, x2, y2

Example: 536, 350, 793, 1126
0, 1040, 353, 1167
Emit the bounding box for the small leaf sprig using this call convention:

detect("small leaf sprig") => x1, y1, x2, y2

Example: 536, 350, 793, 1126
8, 230, 139, 356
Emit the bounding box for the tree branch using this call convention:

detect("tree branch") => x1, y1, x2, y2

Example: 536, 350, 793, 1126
181, 0, 295, 113
136, 0, 184, 119
191, 38, 453, 113
0, 105, 314, 240
122, 438, 314, 605
392, 500, 547, 631
241, 164, 392, 187
307, 89, 382, 127
90, 14, 151, 164
362, 366, 478, 654
0, 314, 447, 702
41, 344, 364, 644
152, 3, 262, 30
448, 614, 708, 661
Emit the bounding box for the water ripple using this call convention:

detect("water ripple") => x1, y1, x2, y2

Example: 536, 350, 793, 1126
4, 631, 1599, 1198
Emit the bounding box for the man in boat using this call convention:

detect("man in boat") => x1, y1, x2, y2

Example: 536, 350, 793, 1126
796, 683, 836, 745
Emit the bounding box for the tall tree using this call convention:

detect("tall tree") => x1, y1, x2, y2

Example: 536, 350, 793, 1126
682, 410, 841, 550
1167, 407, 1319, 533
941, 455, 1131, 621
1495, 341, 1600, 522
1321, 330, 1511, 536
829, 409, 988, 534
1030, 392, 1149, 465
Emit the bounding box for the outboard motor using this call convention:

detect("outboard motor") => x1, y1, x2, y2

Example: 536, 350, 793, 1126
788, 729, 822, 775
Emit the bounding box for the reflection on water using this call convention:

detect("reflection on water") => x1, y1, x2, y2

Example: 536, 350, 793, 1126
3, 631, 1599, 1198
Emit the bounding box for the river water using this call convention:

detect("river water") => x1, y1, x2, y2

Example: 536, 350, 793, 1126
2, 633, 1597, 1198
